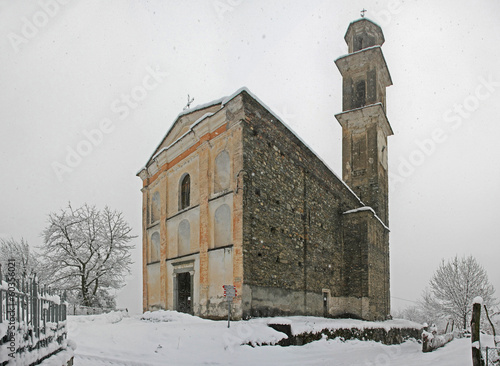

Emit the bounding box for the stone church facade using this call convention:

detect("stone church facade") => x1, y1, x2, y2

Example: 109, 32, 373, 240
137, 18, 393, 321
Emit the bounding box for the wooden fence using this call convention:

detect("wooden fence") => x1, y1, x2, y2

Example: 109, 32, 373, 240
0, 262, 69, 365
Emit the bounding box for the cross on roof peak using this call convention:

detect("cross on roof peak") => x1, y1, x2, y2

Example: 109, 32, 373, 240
361, 8, 367, 18
183, 94, 194, 110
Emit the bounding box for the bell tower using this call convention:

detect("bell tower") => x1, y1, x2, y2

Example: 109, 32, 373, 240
335, 18, 393, 225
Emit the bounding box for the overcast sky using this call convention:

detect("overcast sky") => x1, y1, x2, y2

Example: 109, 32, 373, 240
1, 0, 499, 314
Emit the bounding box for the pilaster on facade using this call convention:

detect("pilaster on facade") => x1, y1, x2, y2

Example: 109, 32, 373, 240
230, 125, 244, 319
197, 141, 211, 306
159, 172, 168, 310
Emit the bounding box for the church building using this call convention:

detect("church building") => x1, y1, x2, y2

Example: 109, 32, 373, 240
137, 18, 393, 321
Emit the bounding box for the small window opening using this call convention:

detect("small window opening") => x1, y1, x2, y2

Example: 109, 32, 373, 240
180, 174, 190, 210
353, 80, 366, 108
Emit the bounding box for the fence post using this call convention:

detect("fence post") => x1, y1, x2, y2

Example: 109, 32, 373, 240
471, 300, 482, 366
29, 276, 32, 329
33, 275, 39, 341
0, 263, 3, 324
16, 279, 20, 327
21, 274, 25, 324
3, 264, 8, 325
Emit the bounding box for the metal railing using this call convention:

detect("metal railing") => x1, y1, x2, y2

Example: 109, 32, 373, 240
482, 347, 500, 366
0, 263, 67, 365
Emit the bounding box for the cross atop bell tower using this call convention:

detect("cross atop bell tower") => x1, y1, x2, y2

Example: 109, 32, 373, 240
335, 18, 393, 225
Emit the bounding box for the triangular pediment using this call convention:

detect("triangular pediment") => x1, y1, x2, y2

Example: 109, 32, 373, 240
147, 101, 224, 166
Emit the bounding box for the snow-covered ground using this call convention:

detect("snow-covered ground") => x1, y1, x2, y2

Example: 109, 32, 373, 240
67, 311, 491, 366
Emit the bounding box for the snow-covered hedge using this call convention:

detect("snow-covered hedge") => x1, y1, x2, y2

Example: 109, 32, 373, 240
264, 317, 424, 346
291, 325, 422, 346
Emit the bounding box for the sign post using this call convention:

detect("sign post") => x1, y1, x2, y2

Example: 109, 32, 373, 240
223, 285, 237, 328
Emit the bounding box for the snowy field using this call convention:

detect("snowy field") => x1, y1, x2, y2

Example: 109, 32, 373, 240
67, 311, 486, 366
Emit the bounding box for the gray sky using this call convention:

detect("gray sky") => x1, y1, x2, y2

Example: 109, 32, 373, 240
1, 0, 499, 314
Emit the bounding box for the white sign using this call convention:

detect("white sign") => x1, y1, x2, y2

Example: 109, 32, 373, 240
223, 285, 236, 299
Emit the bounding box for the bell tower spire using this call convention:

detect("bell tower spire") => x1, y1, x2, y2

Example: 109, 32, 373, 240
335, 18, 393, 225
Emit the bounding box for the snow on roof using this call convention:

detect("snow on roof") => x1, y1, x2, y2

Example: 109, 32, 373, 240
140, 98, 228, 172
336, 102, 384, 115
224, 87, 364, 205
149, 112, 215, 163
138, 86, 368, 209
176, 96, 227, 119
343, 206, 389, 231
335, 45, 382, 62
343, 207, 374, 215
344, 17, 384, 40
335, 45, 393, 87
335, 102, 393, 136
136, 165, 146, 175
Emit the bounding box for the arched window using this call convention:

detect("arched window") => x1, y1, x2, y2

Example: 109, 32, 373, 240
150, 232, 160, 262
214, 150, 230, 193
151, 191, 160, 223
179, 174, 190, 210
178, 219, 190, 256
214, 204, 231, 247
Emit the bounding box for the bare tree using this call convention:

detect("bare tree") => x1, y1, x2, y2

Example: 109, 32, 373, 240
393, 305, 427, 324
422, 255, 497, 330
0, 237, 41, 281
40, 203, 135, 307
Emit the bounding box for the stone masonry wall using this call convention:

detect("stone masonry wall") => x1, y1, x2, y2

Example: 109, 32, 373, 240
368, 219, 390, 318
342, 212, 369, 299
240, 92, 368, 318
